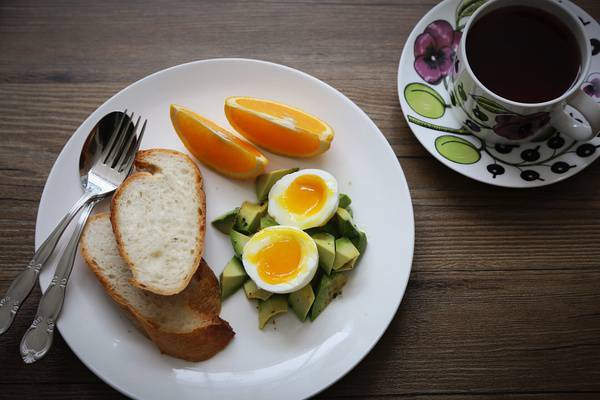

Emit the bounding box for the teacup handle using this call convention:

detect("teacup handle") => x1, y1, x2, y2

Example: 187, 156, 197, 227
551, 89, 600, 142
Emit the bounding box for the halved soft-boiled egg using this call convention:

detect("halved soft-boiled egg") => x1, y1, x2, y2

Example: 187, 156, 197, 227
242, 226, 318, 293
268, 169, 339, 230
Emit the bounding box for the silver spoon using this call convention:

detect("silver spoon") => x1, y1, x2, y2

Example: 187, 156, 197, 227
0, 111, 144, 335
19, 111, 147, 363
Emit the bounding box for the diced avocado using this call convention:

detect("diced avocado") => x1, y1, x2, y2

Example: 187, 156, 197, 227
333, 237, 360, 271
350, 230, 368, 255
288, 284, 315, 322
323, 217, 340, 237
338, 193, 352, 209
220, 257, 248, 299
306, 217, 339, 238
211, 208, 239, 235
255, 168, 299, 201
310, 268, 323, 291
310, 272, 348, 321
335, 207, 360, 238
258, 294, 288, 329
243, 279, 272, 301
259, 214, 279, 230
230, 230, 250, 258
234, 201, 267, 234
310, 232, 336, 275
346, 206, 354, 218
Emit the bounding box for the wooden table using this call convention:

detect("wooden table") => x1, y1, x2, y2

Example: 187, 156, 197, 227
2, 0, 600, 398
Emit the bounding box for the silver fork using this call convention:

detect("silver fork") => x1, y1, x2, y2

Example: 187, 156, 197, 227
18, 112, 147, 363
0, 112, 146, 337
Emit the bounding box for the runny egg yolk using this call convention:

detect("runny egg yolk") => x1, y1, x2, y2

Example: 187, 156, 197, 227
281, 174, 327, 216
251, 238, 302, 284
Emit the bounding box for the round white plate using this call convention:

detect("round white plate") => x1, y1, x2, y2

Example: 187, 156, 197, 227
36, 59, 414, 400
398, 0, 600, 188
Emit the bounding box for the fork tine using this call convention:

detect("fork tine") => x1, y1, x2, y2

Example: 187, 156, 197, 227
105, 112, 134, 167
115, 116, 141, 171
101, 110, 128, 161
121, 119, 147, 174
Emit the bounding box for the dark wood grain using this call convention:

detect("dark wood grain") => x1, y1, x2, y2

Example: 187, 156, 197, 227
1, 0, 600, 399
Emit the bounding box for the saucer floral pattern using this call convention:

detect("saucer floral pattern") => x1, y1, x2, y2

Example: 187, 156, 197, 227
402, 0, 600, 184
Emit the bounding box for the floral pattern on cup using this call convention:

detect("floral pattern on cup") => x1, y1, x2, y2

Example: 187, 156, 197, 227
493, 113, 551, 140
582, 72, 600, 98
414, 20, 462, 84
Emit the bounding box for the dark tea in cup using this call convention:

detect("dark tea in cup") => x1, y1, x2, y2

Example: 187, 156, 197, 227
465, 6, 581, 104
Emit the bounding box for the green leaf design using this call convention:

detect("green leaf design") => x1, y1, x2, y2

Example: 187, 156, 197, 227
458, 83, 467, 101
407, 115, 471, 135
456, 0, 487, 26
435, 135, 481, 164
404, 83, 447, 119
472, 95, 512, 114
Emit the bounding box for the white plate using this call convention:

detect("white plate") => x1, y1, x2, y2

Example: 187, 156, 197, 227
36, 59, 414, 400
398, 0, 600, 188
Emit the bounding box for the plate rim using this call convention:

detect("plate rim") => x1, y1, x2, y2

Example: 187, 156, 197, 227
36, 58, 415, 400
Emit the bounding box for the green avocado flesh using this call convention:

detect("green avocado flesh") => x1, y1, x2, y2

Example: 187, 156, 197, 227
220, 257, 248, 300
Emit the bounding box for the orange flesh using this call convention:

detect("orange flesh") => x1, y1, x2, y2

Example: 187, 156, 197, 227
236, 98, 326, 133
227, 108, 321, 156
252, 239, 302, 284
281, 174, 327, 216
172, 106, 264, 174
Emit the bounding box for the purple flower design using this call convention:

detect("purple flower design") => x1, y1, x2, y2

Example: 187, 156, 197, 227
582, 73, 600, 98
414, 20, 462, 84
493, 113, 550, 140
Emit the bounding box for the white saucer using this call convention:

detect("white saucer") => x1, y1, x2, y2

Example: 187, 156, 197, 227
398, 0, 600, 188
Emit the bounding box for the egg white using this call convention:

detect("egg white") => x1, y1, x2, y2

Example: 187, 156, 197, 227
268, 169, 339, 230
242, 226, 318, 294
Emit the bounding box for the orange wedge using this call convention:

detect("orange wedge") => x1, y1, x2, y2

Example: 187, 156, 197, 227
224, 97, 334, 158
170, 104, 268, 179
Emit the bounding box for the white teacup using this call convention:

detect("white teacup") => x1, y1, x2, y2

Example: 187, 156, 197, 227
449, 0, 600, 144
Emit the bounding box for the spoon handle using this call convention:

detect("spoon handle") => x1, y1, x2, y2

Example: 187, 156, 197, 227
20, 199, 97, 364
0, 192, 93, 335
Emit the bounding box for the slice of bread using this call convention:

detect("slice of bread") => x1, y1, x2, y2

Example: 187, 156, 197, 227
111, 149, 206, 295
81, 213, 234, 361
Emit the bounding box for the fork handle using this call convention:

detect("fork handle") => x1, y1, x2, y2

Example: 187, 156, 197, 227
20, 200, 97, 364
0, 192, 94, 336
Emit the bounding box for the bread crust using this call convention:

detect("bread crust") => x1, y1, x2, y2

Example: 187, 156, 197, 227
110, 148, 206, 295
81, 213, 233, 362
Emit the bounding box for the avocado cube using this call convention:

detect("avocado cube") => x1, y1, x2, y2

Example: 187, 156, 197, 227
211, 208, 239, 235
335, 207, 360, 238
258, 294, 288, 329
288, 284, 315, 322
255, 168, 299, 201
243, 279, 273, 301
310, 268, 323, 291
307, 217, 339, 238
351, 230, 368, 255
310, 272, 348, 321
220, 257, 248, 300
338, 193, 352, 209
333, 237, 360, 271
230, 230, 250, 258
259, 214, 279, 230
310, 232, 336, 275
234, 201, 268, 235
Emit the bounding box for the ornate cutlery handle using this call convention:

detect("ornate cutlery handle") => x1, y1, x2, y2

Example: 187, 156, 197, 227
0, 261, 42, 335
0, 192, 93, 335
20, 200, 97, 364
